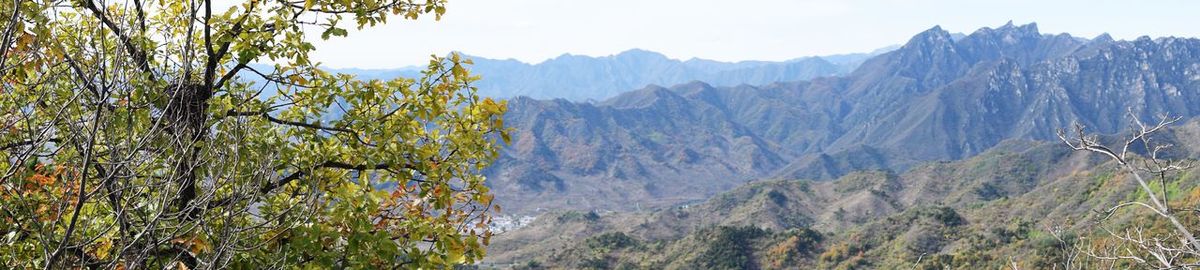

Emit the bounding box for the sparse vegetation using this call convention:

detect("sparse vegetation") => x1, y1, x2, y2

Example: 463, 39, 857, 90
587, 232, 640, 251
486, 130, 1200, 269
692, 226, 768, 270
558, 210, 603, 223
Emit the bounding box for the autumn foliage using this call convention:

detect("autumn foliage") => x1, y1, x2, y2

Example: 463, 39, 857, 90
0, 0, 507, 269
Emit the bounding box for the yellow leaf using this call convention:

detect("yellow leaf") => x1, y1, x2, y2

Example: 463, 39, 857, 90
93, 238, 113, 259
447, 243, 466, 264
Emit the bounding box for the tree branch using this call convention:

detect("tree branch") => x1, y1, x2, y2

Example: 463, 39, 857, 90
225, 109, 375, 146
1058, 115, 1200, 253
207, 160, 415, 209
81, 0, 154, 77
0, 138, 61, 152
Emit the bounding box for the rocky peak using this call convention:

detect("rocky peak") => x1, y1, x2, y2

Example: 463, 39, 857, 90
998, 21, 1038, 35
953, 22, 1082, 67
855, 25, 971, 91
903, 25, 956, 50
968, 21, 1041, 44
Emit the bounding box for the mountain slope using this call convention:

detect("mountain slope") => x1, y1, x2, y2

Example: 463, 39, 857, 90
485, 127, 1200, 269
489, 22, 1200, 215
487, 87, 792, 213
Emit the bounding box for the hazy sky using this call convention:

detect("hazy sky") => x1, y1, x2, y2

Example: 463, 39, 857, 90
308, 0, 1200, 69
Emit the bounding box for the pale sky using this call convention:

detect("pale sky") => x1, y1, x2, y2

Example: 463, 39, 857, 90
308, 0, 1200, 69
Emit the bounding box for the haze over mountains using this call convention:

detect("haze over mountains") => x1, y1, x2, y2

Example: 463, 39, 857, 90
485, 22, 1200, 215
324, 48, 890, 101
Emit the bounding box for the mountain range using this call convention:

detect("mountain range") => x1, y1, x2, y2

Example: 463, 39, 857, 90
321, 49, 890, 101
485, 21, 1200, 215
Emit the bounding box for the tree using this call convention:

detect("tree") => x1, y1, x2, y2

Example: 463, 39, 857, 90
0, 0, 508, 269
1056, 111, 1199, 269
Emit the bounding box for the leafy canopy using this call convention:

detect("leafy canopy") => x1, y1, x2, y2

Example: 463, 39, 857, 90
0, 0, 507, 268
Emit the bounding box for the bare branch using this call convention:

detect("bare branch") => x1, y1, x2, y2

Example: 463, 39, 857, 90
1058, 112, 1200, 265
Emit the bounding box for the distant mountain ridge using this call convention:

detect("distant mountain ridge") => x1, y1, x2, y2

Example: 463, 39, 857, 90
488, 21, 1200, 214
323, 48, 889, 101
